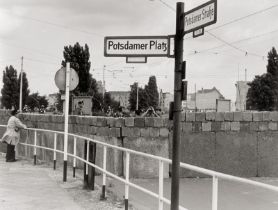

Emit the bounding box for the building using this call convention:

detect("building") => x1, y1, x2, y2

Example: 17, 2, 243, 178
108, 91, 130, 108
235, 81, 250, 111
159, 91, 174, 112
183, 87, 227, 112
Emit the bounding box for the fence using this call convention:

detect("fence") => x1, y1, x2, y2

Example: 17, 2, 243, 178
1, 125, 278, 210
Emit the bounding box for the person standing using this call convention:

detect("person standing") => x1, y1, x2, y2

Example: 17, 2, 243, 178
1, 109, 27, 162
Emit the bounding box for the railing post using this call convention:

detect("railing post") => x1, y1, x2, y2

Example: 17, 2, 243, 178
101, 146, 107, 200
125, 152, 130, 210
33, 130, 37, 165
53, 133, 57, 170
212, 176, 218, 210
73, 137, 77, 177
86, 140, 89, 181
158, 160, 164, 210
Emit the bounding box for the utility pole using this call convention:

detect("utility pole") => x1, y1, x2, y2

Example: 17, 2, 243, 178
103, 65, 106, 98
171, 2, 184, 210
136, 82, 139, 111
19, 56, 23, 112
245, 68, 247, 81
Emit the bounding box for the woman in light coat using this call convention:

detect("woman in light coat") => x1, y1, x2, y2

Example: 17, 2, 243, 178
1, 110, 27, 162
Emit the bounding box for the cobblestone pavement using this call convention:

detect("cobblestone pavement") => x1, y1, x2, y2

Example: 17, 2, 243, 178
0, 154, 126, 210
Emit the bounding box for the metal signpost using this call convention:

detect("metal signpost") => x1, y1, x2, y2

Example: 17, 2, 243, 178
104, 1, 217, 209
54, 63, 79, 182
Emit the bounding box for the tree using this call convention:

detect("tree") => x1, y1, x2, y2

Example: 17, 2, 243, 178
129, 82, 148, 112
247, 47, 278, 111
17, 72, 30, 107
145, 76, 159, 109
26, 92, 48, 111
62, 42, 91, 94
1, 66, 19, 109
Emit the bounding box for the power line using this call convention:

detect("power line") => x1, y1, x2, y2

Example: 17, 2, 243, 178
208, 3, 278, 31
3, 10, 104, 38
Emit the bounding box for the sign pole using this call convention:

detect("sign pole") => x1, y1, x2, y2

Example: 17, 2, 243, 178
171, 2, 184, 210
63, 62, 70, 182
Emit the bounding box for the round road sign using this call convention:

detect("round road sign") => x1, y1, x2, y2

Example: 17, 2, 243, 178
54, 67, 79, 91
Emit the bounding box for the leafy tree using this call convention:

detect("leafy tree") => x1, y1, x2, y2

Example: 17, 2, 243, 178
17, 72, 30, 107
26, 92, 48, 111
129, 82, 148, 112
145, 76, 159, 109
247, 47, 278, 111
103, 92, 120, 112
1, 66, 19, 109
61, 42, 91, 94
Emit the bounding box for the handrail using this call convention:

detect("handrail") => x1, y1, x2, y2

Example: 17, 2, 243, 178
1, 124, 278, 210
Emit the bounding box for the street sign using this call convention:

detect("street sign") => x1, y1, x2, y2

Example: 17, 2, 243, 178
126, 57, 147, 63
54, 67, 79, 91
184, 0, 217, 35
104, 36, 170, 57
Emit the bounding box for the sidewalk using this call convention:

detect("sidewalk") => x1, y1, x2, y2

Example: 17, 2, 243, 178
0, 154, 124, 210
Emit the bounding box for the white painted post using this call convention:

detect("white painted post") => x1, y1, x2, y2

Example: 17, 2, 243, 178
33, 130, 37, 165
212, 176, 218, 210
101, 146, 107, 199
73, 137, 77, 177
158, 160, 164, 210
86, 140, 89, 176
53, 133, 57, 170
63, 62, 70, 182
125, 152, 130, 210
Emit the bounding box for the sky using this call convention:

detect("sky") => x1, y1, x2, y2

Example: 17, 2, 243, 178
0, 0, 277, 103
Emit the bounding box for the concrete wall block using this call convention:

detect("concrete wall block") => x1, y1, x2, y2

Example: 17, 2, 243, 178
233, 112, 243, 121
258, 132, 278, 176
250, 122, 259, 131
186, 113, 195, 122
153, 118, 164, 127
224, 112, 233, 121
173, 132, 216, 177
132, 128, 141, 137
163, 118, 169, 127
215, 132, 257, 177
263, 112, 270, 121
96, 117, 107, 127
221, 122, 231, 131
107, 117, 116, 127
150, 127, 160, 137
68, 116, 77, 124
182, 122, 192, 133
211, 122, 221, 132
193, 122, 202, 132
231, 122, 240, 131
195, 113, 206, 122
242, 112, 252, 121
240, 122, 250, 132
125, 117, 134, 127
140, 128, 150, 137
259, 122, 268, 131
159, 128, 169, 137
88, 126, 97, 135
124, 137, 169, 178
134, 118, 145, 127
206, 112, 216, 121
115, 118, 125, 127
121, 127, 129, 137
268, 122, 277, 131
270, 112, 278, 121
215, 112, 225, 121
253, 112, 263, 121
202, 122, 211, 132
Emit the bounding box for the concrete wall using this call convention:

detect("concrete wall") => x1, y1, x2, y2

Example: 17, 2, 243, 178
1, 110, 278, 178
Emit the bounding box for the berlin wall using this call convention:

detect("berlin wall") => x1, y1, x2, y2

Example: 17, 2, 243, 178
0, 110, 278, 178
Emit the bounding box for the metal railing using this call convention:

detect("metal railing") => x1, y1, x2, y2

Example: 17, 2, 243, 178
2, 125, 278, 210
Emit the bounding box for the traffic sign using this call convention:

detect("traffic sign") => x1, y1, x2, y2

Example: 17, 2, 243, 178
184, 0, 217, 35
104, 36, 170, 57
54, 67, 79, 91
